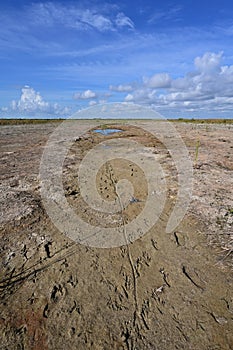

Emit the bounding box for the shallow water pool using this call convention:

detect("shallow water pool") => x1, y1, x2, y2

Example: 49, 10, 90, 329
93, 128, 123, 135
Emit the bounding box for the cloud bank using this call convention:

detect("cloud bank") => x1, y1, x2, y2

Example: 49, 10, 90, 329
121, 52, 233, 115
1, 52, 233, 118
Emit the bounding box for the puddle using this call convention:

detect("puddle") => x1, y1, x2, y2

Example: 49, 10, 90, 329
93, 128, 123, 135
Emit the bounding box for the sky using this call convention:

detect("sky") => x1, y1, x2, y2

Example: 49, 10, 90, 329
1, 0, 233, 118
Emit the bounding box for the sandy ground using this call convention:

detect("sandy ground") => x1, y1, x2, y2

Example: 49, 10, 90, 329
0, 120, 232, 350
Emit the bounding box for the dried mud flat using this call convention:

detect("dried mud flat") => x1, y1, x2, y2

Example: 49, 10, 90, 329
0, 120, 233, 350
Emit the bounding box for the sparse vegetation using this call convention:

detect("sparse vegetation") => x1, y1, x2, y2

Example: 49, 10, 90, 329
0, 118, 64, 126
170, 118, 233, 124
1, 118, 233, 126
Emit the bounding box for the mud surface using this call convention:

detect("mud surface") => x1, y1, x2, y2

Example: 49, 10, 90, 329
0, 121, 232, 349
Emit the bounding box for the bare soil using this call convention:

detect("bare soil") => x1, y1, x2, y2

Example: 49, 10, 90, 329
0, 121, 232, 350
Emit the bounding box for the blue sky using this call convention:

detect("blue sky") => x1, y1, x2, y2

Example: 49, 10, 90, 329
1, 0, 233, 118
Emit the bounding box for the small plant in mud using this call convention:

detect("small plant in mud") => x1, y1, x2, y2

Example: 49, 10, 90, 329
227, 208, 233, 215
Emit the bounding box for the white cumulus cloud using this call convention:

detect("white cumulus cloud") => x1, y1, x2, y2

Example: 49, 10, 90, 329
73, 89, 97, 100
144, 73, 172, 88
89, 100, 97, 106
1, 86, 69, 117
194, 52, 223, 73
12, 85, 49, 111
